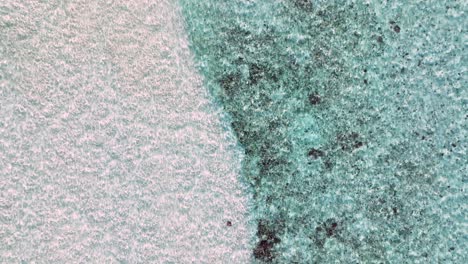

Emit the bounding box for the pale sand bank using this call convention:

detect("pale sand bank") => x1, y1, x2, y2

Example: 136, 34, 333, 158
0, 0, 252, 262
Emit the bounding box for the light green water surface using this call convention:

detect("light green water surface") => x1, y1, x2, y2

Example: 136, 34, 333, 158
179, 0, 467, 263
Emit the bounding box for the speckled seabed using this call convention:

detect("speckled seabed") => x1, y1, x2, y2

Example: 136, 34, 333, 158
179, 0, 467, 263
0, 1, 253, 263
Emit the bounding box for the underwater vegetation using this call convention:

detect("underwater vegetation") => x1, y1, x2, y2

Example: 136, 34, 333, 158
180, 0, 467, 262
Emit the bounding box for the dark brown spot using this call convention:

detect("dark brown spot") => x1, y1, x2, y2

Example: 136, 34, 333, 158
227, 221, 232, 226
326, 222, 338, 237
308, 148, 324, 159
253, 240, 275, 261
253, 220, 281, 262
308, 93, 321, 105
393, 25, 401, 33
337, 132, 364, 151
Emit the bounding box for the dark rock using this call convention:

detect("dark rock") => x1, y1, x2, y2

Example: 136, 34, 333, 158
354, 141, 364, 148
253, 240, 276, 262
308, 148, 324, 159
337, 132, 365, 151
326, 222, 338, 237
309, 93, 322, 105
254, 220, 282, 262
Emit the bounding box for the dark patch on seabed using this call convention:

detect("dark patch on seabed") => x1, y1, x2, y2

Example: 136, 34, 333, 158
179, 0, 467, 263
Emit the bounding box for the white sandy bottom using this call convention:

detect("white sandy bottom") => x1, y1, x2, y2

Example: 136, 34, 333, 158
0, 0, 252, 263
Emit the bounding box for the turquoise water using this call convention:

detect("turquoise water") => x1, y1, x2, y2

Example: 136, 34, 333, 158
180, 0, 467, 263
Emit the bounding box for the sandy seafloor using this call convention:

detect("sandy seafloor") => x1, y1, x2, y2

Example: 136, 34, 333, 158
0, 1, 253, 263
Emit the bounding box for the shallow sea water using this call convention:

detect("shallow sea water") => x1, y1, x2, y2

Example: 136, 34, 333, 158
0, 0, 466, 263
179, 0, 467, 263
